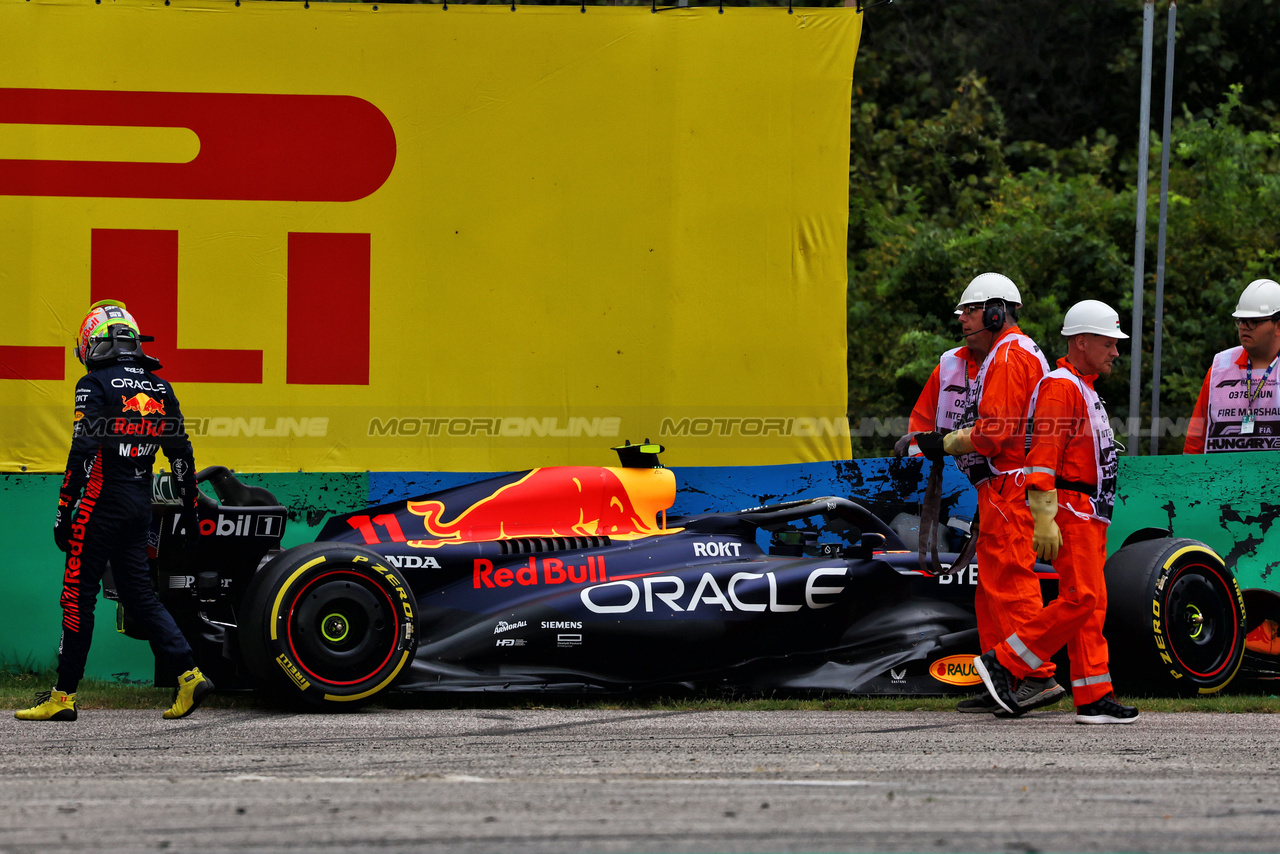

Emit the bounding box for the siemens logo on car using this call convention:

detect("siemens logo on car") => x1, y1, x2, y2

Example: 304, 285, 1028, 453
541, 621, 583, 629
579, 567, 847, 614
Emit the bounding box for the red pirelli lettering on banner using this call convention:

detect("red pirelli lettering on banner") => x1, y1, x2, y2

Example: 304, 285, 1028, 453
0, 89, 392, 383
89, 229, 370, 385
0, 88, 396, 201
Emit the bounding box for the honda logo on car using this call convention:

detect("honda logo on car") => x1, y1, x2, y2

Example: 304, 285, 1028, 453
929, 655, 982, 686
384, 555, 442, 570
580, 567, 847, 614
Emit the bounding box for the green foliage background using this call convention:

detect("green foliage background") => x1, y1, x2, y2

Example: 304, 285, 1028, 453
845, 0, 1280, 456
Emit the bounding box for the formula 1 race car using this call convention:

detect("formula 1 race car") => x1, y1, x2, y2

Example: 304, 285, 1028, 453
116, 444, 1250, 708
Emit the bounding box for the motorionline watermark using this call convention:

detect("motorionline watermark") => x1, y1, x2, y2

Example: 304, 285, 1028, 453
186, 417, 329, 438
367, 416, 622, 438
660, 415, 1202, 439
660, 416, 861, 438
363, 415, 846, 440
73, 412, 331, 439
158, 412, 1207, 444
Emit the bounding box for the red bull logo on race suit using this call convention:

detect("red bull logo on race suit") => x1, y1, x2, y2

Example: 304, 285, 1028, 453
121, 393, 165, 416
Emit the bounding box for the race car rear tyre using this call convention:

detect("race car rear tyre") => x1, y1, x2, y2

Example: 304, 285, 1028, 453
239, 542, 418, 709
1103, 537, 1245, 696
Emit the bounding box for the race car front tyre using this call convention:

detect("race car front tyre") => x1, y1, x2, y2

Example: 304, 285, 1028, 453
1103, 537, 1245, 696
239, 542, 419, 709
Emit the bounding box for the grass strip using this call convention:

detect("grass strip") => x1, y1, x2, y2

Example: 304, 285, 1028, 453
3, 666, 1278, 713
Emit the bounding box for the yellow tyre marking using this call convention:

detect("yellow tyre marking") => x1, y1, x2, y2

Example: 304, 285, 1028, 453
270, 556, 328, 640
323, 650, 412, 703
1162, 544, 1224, 569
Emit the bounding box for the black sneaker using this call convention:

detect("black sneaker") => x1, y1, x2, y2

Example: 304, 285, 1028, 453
1074, 693, 1139, 725
973, 651, 1022, 715
994, 676, 1067, 718
956, 692, 999, 713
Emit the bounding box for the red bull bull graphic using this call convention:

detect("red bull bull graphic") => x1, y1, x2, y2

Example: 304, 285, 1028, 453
399, 467, 677, 543
121, 392, 165, 416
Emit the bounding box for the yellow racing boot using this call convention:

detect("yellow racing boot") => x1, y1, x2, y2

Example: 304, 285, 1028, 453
15, 689, 77, 721
163, 667, 213, 720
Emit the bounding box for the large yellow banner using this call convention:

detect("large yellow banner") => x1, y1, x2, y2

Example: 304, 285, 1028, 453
0, 0, 860, 471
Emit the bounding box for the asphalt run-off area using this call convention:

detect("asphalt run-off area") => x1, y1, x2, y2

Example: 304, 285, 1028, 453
2, 708, 1277, 853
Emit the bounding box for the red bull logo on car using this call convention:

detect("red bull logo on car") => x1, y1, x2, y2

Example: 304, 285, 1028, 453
408, 466, 677, 542
473, 555, 609, 589
121, 393, 165, 416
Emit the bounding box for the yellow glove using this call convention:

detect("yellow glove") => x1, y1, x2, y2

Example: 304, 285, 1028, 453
942, 428, 976, 456
1027, 488, 1063, 561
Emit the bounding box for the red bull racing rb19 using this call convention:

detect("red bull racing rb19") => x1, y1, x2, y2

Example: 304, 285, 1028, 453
116, 444, 1251, 709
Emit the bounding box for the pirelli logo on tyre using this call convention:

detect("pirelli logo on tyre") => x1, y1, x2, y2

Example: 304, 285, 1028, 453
275, 653, 311, 692
929, 654, 982, 686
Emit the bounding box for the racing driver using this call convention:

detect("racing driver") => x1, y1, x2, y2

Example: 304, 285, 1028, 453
16, 300, 213, 722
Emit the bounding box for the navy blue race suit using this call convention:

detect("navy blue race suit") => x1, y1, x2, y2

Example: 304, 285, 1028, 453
53, 356, 201, 693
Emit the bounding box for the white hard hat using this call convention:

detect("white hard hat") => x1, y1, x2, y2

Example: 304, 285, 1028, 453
1061, 300, 1129, 339
1232, 279, 1280, 319
955, 272, 1022, 310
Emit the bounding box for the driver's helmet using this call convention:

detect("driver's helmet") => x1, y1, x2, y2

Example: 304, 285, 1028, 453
76, 299, 145, 366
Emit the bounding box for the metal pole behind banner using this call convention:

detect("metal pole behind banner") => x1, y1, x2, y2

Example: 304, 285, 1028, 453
1151, 0, 1177, 455
1128, 0, 1155, 455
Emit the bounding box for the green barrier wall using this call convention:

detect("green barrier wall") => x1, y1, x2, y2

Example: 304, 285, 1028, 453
2, 454, 1274, 683
1109, 454, 1278, 591
0, 473, 368, 684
